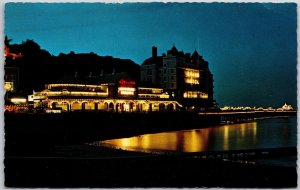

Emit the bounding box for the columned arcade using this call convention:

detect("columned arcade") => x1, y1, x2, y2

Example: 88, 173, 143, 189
48, 99, 179, 112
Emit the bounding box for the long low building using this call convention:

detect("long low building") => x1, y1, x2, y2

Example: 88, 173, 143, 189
29, 82, 182, 112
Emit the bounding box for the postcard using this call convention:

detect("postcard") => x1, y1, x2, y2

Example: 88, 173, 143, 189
3, 1, 297, 188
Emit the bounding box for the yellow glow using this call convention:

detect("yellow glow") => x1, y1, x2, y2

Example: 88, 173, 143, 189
120, 91, 135, 95
98, 122, 260, 153
183, 91, 208, 99
118, 87, 136, 96
102, 129, 211, 153
184, 78, 199, 84
36, 91, 108, 97
184, 68, 200, 84
103, 133, 178, 152
183, 130, 203, 152
11, 98, 27, 104
253, 122, 257, 143
141, 135, 150, 149
48, 83, 107, 89
223, 126, 229, 150
4, 82, 13, 91
138, 87, 163, 94
184, 68, 200, 78
138, 94, 160, 96
159, 94, 170, 99
72, 102, 81, 110
152, 89, 163, 94
241, 124, 246, 137
118, 87, 135, 91
120, 138, 130, 147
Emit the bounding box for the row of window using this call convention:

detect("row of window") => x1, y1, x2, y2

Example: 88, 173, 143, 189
183, 91, 208, 99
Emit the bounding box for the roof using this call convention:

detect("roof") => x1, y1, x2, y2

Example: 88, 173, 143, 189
167, 45, 185, 57
142, 56, 163, 66
191, 49, 203, 61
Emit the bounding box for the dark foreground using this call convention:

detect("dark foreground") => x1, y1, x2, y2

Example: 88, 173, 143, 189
4, 112, 298, 188
5, 143, 298, 188
6, 154, 297, 188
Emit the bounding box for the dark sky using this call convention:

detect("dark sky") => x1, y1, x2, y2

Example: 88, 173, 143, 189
4, 3, 297, 108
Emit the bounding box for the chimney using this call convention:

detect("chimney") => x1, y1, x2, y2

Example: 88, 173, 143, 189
152, 46, 157, 57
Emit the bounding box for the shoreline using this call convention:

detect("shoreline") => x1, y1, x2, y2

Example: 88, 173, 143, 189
4, 112, 297, 188
5, 112, 297, 149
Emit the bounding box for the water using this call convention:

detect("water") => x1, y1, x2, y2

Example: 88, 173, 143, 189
98, 117, 297, 154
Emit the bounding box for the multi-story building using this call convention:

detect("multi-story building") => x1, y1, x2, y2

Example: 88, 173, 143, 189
140, 46, 162, 86
141, 45, 214, 110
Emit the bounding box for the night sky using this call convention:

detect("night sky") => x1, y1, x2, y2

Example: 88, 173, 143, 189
4, 3, 297, 108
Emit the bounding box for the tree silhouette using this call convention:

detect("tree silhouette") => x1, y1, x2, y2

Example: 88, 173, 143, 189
5, 38, 141, 95
4, 35, 12, 46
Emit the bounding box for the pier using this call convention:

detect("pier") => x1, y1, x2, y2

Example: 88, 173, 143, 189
199, 110, 297, 123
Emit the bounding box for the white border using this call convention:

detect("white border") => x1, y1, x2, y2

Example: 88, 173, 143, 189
0, 1, 298, 190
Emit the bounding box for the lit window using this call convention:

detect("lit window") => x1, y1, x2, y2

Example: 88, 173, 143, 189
184, 68, 200, 84
183, 91, 208, 99
118, 87, 136, 96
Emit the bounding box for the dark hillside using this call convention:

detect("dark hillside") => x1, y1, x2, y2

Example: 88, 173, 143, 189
5, 39, 140, 94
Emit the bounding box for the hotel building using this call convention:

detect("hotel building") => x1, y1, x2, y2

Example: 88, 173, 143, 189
141, 46, 214, 111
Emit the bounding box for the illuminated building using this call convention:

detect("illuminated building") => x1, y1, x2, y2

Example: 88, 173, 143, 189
29, 79, 181, 112
4, 67, 19, 93
141, 45, 214, 110
281, 103, 294, 111
4, 40, 22, 101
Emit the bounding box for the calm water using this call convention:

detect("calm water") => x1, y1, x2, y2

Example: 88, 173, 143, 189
98, 117, 297, 153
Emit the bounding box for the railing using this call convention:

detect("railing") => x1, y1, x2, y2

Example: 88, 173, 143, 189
35, 91, 109, 97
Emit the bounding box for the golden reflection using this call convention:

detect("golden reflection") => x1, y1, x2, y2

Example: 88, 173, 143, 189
183, 130, 201, 152
119, 138, 131, 147
241, 124, 246, 137
253, 122, 257, 142
104, 133, 178, 152
223, 125, 229, 150
100, 122, 261, 153
141, 135, 150, 149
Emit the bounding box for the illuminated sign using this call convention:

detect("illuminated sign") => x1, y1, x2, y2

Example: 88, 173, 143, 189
118, 79, 135, 87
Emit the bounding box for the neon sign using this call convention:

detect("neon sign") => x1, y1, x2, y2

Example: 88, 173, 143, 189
118, 79, 135, 86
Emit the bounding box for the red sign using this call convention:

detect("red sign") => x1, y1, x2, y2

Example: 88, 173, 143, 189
118, 79, 135, 86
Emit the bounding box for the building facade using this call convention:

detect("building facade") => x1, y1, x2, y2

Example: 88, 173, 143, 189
141, 45, 214, 111
29, 74, 181, 113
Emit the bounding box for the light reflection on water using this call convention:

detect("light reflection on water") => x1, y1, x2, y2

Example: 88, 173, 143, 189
98, 117, 297, 153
